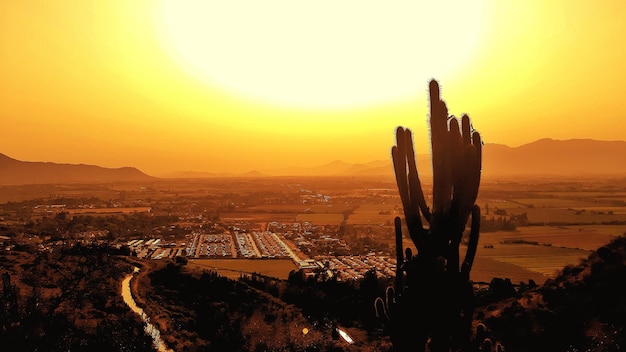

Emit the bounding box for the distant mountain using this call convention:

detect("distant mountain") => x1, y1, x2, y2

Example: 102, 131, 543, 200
163, 139, 626, 179
161, 171, 236, 178
0, 153, 155, 185
6, 138, 622, 183
273, 138, 626, 178
482, 138, 626, 177
264, 160, 357, 176
254, 138, 626, 178
240, 170, 269, 177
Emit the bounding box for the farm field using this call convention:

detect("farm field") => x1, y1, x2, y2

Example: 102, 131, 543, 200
295, 213, 344, 225
469, 225, 623, 284
490, 206, 626, 224
475, 242, 587, 278
347, 204, 399, 225
471, 256, 545, 284
578, 224, 626, 237
480, 226, 619, 251
510, 198, 600, 208
66, 207, 151, 214
246, 204, 309, 213
187, 258, 297, 280
306, 204, 355, 214
219, 212, 297, 223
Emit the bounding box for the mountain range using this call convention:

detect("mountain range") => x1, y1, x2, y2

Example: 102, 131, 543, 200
1, 138, 625, 184
234, 138, 626, 178
0, 153, 154, 185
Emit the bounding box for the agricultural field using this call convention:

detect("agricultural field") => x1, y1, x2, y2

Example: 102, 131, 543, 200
469, 225, 623, 284
187, 258, 297, 280
577, 224, 626, 237
471, 256, 544, 284
510, 198, 600, 208
246, 204, 309, 213
295, 213, 344, 225
347, 204, 399, 226
375, 223, 623, 285
67, 207, 152, 214
506, 207, 626, 224
477, 200, 521, 209
219, 212, 297, 223
306, 204, 355, 214
490, 225, 619, 250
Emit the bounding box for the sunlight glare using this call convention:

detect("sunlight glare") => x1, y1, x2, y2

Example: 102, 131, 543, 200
156, 0, 486, 109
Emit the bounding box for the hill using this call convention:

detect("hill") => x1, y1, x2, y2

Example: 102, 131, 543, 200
255, 138, 626, 178
0, 153, 155, 185
4, 138, 625, 181
482, 138, 626, 177
278, 138, 626, 178
477, 235, 626, 351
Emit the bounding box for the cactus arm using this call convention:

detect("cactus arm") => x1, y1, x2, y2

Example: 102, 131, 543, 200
469, 130, 482, 206
462, 113, 472, 146
392, 129, 427, 248
461, 205, 481, 280
429, 80, 453, 219
391, 145, 411, 214
374, 296, 388, 320
405, 129, 432, 224
394, 216, 404, 293
449, 116, 465, 223
449, 116, 483, 248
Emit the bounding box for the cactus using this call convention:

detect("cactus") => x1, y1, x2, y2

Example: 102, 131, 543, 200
386, 79, 482, 351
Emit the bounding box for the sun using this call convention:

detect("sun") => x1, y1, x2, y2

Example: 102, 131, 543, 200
155, 0, 486, 109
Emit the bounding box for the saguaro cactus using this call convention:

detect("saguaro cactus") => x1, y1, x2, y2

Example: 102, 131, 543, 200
382, 79, 482, 351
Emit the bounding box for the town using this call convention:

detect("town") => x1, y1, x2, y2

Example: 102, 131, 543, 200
0, 177, 404, 281
1, 175, 625, 351
2, 174, 625, 284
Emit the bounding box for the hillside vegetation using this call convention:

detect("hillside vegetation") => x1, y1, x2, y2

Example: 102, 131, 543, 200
476, 235, 626, 351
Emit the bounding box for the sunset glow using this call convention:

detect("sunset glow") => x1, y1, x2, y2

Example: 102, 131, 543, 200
1, 1, 625, 175
157, 0, 486, 109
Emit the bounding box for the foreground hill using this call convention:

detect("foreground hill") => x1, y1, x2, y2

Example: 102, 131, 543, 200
477, 235, 626, 351
0, 153, 155, 184
0, 245, 154, 350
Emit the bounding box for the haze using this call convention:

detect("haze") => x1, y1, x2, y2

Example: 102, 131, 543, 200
1, 1, 625, 176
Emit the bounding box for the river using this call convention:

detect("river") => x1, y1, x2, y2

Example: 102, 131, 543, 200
122, 267, 354, 350
122, 267, 173, 352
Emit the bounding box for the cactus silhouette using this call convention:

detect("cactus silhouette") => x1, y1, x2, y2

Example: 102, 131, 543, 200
384, 79, 482, 351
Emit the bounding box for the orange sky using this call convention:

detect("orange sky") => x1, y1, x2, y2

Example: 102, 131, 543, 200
1, 1, 625, 176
